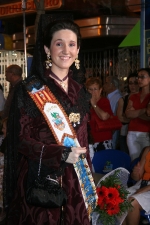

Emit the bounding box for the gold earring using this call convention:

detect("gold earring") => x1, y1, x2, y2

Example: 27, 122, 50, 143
45, 52, 52, 69
75, 56, 80, 70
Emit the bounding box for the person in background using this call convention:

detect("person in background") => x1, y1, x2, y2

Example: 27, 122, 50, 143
0, 65, 22, 120
125, 68, 150, 161
123, 146, 150, 225
5, 18, 96, 225
117, 73, 139, 154
86, 77, 113, 151
103, 76, 122, 149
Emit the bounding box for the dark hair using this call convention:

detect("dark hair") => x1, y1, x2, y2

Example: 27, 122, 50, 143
7, 64, 22, 77
127, 72, 138, 84
125, 72, 138, 93
43, 19, 81, 48
85, 77, 102, 89
138, 68, 150, 76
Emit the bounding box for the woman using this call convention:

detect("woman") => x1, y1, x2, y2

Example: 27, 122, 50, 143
123, 146, 150, 225
117, 73, 139, 154
86, 77, 113, 151
5, 17, 97, 225
125, 68, 150, 161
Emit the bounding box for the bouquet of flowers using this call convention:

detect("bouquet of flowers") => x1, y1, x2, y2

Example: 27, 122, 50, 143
94, 169, 132, 225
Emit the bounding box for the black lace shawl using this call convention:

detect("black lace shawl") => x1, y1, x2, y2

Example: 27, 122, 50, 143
4, 84, 21, 208
4, 13, 91, 208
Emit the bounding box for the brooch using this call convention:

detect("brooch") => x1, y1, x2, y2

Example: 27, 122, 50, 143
69, 113, 80, 127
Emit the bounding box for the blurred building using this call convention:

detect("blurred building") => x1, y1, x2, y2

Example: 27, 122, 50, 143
0, 0, 141, 96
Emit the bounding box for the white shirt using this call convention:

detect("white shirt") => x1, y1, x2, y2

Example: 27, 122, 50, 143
107, 89, 122, 115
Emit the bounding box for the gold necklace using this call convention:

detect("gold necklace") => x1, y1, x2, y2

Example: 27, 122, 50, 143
60, 81, 66, 89
50, 70, 68, 90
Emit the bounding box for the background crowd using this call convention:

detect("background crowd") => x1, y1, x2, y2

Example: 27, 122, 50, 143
86, 68, 150, 225
0, 16, 150, 225
87, 69, 150, 163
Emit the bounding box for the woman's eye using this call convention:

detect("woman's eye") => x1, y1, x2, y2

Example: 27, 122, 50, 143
56, 42, 62, 46
69, 43, 76, 47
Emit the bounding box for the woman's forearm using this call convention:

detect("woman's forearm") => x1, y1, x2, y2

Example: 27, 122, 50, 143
125, 108, 146, 119
92, 105, 110, 120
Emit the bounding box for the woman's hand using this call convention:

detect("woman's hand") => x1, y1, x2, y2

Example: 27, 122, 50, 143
90, 96, 110, 120
125, 99, 145, 119
90, 95, 97, 107
66, 147, 87, 164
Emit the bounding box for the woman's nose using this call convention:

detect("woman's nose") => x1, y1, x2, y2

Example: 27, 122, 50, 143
62, 44, 69, 54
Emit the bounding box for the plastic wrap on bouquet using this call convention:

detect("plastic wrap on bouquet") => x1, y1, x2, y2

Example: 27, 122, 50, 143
92, 212, 103, 225
92, 167, 129, 225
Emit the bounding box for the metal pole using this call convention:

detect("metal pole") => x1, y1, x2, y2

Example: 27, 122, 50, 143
140, 0, 145, 68
22, 0, 27, 77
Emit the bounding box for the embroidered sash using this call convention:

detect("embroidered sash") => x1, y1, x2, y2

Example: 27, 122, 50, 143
27, 83, 97, 219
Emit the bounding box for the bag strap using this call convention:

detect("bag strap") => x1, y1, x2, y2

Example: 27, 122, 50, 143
38, 145, 61, 185
37, 145, 45, 177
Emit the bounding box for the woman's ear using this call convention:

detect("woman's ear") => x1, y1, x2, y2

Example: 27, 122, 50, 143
77, 48, 80, 55
44, 45, 50, 55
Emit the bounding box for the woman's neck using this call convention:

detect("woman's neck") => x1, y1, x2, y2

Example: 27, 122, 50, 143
51, 68, 69, 80
49, 68, 69, 93
141, 85, 150, 95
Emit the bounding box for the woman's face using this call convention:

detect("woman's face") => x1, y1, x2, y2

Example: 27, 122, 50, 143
137, 70, 150, 88
87, 83, 102, 100
128, 77, 139, 93
45, 29, 79, 71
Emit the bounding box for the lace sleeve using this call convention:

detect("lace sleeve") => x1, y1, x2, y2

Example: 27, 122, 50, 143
61, 147, 72, 162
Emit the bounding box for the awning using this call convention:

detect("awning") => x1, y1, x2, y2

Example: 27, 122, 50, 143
119, 20, 140, 47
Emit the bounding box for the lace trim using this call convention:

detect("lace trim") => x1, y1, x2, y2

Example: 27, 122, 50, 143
61, 147, 72, 162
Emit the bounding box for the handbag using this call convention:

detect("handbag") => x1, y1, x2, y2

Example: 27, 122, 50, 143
94, 115, 122, 131
26, 146, 67, 208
